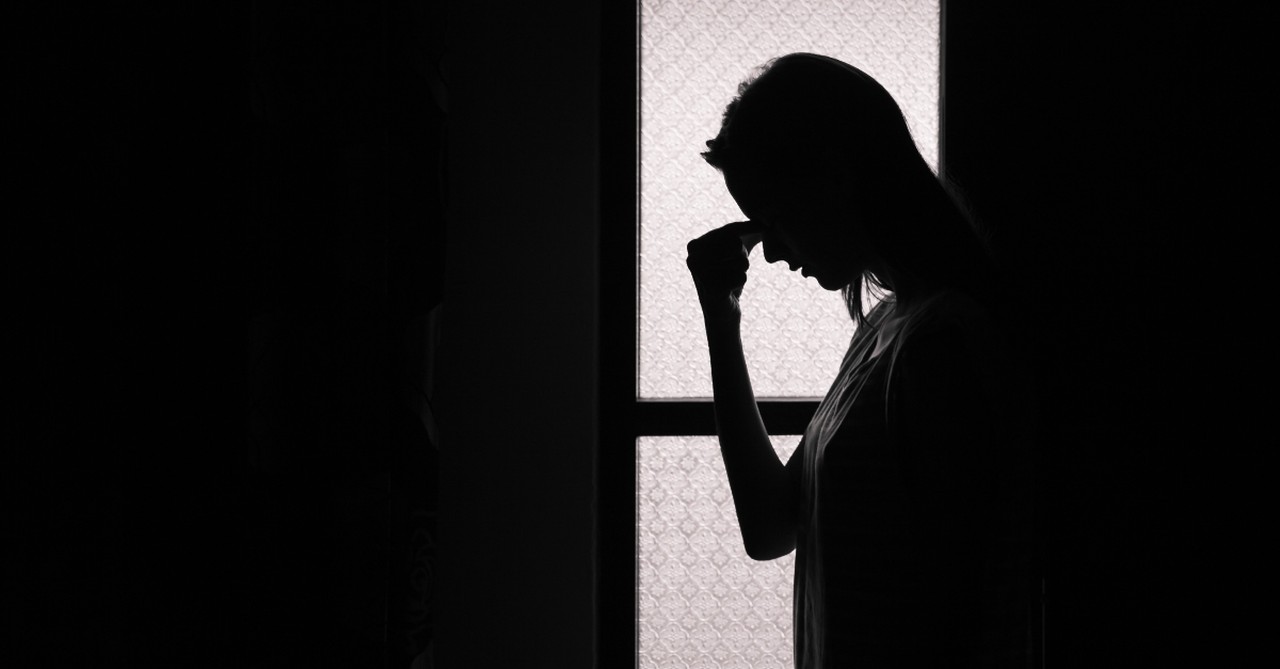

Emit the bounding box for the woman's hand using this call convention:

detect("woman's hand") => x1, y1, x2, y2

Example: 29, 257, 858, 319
686, 220, 765, 326
688, 220, 799, 560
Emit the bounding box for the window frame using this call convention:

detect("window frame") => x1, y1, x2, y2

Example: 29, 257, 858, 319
599, 2, 957, 665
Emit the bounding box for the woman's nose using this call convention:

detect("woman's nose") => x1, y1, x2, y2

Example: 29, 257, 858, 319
761, 235, 791, 267
762, 244, 781, 264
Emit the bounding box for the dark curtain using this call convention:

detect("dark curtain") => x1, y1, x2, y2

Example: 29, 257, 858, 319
247, 1, 447, 666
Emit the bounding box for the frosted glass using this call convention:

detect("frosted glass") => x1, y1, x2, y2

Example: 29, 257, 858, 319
638, 435, 803, 669
639, 0, 939, 399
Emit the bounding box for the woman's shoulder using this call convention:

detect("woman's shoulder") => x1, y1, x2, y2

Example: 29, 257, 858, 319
902, 288, 997, 339
887, 288, 1026, 384
896, 288, 1033, 393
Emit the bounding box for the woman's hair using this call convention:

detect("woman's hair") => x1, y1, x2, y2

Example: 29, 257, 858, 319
703, 53, 996, 328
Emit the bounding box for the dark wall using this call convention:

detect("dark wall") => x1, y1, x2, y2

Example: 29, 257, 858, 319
9, 4, 253, 666
10, 2, 446, 667
434, 1, 601, 667
944, 3, 1266, 664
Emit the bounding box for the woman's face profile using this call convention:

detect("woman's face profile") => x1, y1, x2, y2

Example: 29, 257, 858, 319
723, 160, 869, 291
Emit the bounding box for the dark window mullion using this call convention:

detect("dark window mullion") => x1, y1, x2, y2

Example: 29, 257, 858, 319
596, 2, 639, 667
636, 399, 818, 436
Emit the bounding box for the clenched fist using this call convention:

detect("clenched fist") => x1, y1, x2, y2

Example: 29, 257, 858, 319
686, 220, 766, 325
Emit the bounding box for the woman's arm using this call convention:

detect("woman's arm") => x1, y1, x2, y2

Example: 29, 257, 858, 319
688, 222, 799, 561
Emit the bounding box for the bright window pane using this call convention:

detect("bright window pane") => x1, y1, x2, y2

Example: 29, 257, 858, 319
638, 435, 802, 669
639, 0, 940, 399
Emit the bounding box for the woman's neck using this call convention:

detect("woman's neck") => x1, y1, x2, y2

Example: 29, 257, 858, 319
871, 266, 938, 313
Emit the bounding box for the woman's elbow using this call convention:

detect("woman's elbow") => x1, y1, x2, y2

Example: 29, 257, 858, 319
743, 533, 796, 562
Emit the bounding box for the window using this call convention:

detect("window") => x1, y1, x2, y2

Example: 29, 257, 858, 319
599, 1, 940, 666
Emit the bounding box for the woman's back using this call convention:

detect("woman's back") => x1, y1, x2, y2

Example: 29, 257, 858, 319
794, 290, 1035, 668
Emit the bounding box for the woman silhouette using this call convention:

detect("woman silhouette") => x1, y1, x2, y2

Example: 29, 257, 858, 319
687, 53, 1035, 668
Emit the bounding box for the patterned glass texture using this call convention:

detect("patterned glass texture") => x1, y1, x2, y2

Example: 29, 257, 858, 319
639, 0, 939, 399
639, 435, 803, 669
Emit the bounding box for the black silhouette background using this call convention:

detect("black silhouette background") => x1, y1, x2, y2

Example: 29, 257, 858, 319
6, 2, 1266, 667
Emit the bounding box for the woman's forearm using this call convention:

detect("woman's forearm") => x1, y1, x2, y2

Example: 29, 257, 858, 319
705, 318, 798, 560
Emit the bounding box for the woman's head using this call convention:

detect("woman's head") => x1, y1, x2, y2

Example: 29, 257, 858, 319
703, 53, 921, 185
703, 53, 994, 324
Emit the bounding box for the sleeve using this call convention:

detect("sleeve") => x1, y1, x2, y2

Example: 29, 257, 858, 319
891, 313, 1037, 664
784, 436, 805, 519
893, 317, 991, 499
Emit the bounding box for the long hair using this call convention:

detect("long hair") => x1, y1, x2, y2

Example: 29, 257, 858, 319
702, 53, 997, 328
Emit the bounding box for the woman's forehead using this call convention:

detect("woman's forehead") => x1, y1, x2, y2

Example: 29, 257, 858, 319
722, 165, 773, 220
724, 162, 807, 215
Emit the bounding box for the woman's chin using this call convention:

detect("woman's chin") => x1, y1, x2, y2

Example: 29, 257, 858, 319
798, 266, 842, 291
813, 273, 842, 291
